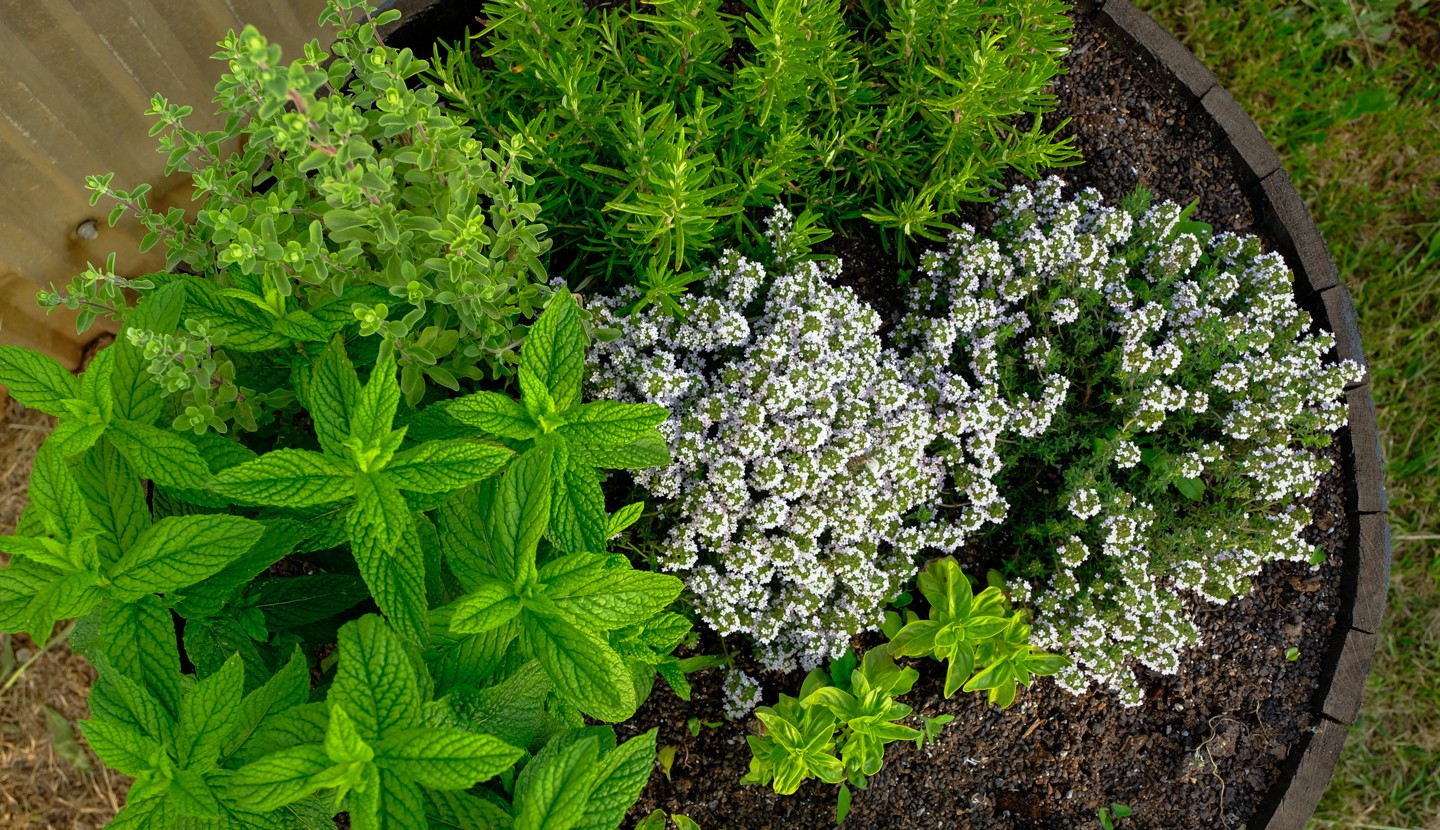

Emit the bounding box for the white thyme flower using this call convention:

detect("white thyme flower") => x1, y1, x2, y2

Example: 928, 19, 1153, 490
895, 177, 1353, 704
587, 209, 982, 673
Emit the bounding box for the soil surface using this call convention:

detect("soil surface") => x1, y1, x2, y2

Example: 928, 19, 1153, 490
615, 12, 1349, 830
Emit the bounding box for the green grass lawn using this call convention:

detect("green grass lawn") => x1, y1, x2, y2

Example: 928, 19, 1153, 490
1135, 1, 1440, 827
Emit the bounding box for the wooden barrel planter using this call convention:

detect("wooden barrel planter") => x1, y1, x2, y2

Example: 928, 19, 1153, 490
385, 2, 1390, 827
1081, 2, 1390, 826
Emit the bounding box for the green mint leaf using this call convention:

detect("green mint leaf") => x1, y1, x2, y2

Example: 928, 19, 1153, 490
29, 443, 94, 541
513, 733, 601, 830
169, 767, 225, 818
229, 744, 332, 812
424, 790, 515, 830
447, 660, 553, 751
523, 612, 636, 723
518, 364, 557, 421
73, 441, 150, 561
0, 536, 73, 570
159, 431, 264, 509
375, 727, 523, 789
522, 289, 586, 411
351, 355, 401, 448
173, 519, 307, 619
0, 559, 101, 642
489, 445, 553, 586
325, 703, 373, 766
210, 449, 356, 507
348, 474, 428, 644
102, 595, 183, 717
550, 446, 608, 555
183, 616, 270, 692
555, 400, 669, 448
229, 702, 329, 766
178, 653, 244, 769
106, 514, 265, 600
90, 667, 175, 747
183, 278, 293, 351
0, 344, 80, 416
46, 418, 107, 459
383, 440, 513, 494
436, 481, 505, 588
274, 308, 333, 341
227, 647, 311, 757
575, 728, 660, 830
111, 282, 185, 425
541, 554, 684, 630
77, 717, 163, 777
424, 614, 520, 695
108, 418, 214, 491
303, 336, 361, 458
182, 429, 259, 474
449, 579, 523, 634
351, 768, 427, 830
78, 346, 116, 423
606, 502, 645, 539
444, 391, 538, 440
107, 792, 175, 829
567, 431, 672, 470
330, 615, 423, 741
248, 574, 371, 631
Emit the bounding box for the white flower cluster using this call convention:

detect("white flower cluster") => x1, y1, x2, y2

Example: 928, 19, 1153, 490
587, 209, 978, 672
721, 668, 765, 719
899, 178, 1364, 704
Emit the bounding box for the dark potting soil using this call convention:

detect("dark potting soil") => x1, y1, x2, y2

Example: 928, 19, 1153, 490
616, 13, 1349, 830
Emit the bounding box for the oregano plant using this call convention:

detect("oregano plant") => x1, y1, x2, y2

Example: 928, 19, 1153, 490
40, 0, 557, 425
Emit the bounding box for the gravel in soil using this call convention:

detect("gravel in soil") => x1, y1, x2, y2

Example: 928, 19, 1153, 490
617, 12, 1348, 830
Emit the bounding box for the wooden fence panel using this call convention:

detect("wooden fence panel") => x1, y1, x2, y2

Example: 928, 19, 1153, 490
0, 0, 330, 369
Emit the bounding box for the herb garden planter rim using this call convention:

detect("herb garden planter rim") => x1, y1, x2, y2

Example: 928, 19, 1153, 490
381, 2, 1390, 826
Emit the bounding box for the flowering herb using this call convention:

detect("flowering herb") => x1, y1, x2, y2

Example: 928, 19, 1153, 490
586, 209, 985, 671
899, 178, 1364, 703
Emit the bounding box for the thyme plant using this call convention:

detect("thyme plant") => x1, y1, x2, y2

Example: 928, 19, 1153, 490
586, 209, 986, 671
898, 178, 1363, 704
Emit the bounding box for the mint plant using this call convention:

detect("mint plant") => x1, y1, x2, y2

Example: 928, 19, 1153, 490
427, 0, 1078, 290
209, 338, 512, 644
0, 8, 703, 825
0, 338, 214, 490
229, 615, 523, 827
437, 289, 671, 557
889, 557, 1068, 704
444, 445, 685, 722
2, 274, 690, 828
80, 654, 334, 828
